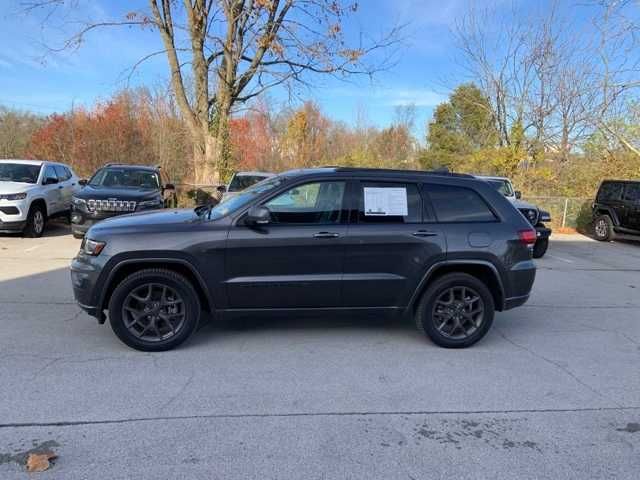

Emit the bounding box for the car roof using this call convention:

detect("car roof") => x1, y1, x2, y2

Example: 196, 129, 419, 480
600, 179, 639, 185
0, 159, 45, 166
234, 171, 275, 177
278, 166, 474, 180
100, 163, 158, 171
474, 175, 509, 181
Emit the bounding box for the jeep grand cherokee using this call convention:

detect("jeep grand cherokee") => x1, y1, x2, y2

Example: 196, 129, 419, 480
70, 167, 537, 351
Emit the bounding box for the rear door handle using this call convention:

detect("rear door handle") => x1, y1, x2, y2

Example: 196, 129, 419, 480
313, 232, 340, 239
412, 230, 438, 237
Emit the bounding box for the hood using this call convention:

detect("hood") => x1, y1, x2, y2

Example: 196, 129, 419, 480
74, 185, 160, 201
89, 208, 202, 234
511, 198, 538, 210
0, 181, 39, 195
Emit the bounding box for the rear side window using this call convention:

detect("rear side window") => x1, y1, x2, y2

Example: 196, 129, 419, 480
597, 182, 623, 202
357, 181, 422, 223
623, 183, 640, 203
427, 184, 497, 223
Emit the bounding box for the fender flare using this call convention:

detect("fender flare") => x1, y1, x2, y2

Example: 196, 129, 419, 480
594, 206, 620, 226
407, 259, 506, 311
97, 257, 214, 313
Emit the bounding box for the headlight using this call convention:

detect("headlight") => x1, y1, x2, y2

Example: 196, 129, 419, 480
138, 198, 163, 208
81, 238, 106, 256
72, 197, 86, 207
0, 192, 27, 201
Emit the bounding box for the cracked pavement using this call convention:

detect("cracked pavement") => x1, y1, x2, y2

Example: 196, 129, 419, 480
0, 226, 639, 479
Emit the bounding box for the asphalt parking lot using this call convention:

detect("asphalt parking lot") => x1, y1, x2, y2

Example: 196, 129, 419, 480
0, 225, 639, 479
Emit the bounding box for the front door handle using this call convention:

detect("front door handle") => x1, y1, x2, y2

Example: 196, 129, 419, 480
412, 230, 438, 237
313, 232, 340, 239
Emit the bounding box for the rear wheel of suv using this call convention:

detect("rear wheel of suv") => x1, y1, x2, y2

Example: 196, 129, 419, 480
593, 215, 615, 241
108, 269, 201, 352
415, 273, 495, 348
23, 204, 46, 238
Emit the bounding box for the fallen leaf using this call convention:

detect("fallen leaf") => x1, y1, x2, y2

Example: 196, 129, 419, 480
25, 451, 57, 472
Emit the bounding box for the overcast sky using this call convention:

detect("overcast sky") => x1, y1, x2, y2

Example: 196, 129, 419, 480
0, 0, 610, 136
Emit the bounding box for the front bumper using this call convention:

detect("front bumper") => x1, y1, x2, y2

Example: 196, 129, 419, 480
0, 198, 29, 227
535, 224, 552, 241
0, 219, 26, 232
70, 256, 105, 323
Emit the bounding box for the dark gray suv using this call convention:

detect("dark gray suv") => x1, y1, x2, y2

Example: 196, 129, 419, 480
70, 167, 537, 351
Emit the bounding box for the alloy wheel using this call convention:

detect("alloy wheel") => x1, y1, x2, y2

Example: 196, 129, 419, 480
122, 283, 186, 342
432, 286, 485, 339
595, 219, 607, 238
33, 210, 44, 234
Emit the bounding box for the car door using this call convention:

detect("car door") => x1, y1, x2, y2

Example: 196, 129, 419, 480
41, 165, 62, 215
225, 179, 348, 309
54, 165, 73, 210
341, 179, 446, 308
622, 183, 640, 230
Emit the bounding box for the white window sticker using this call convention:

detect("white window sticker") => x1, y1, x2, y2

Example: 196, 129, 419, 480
363, 187, 408, 216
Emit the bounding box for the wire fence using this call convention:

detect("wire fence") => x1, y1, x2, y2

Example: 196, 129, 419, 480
526, 196, 593, 230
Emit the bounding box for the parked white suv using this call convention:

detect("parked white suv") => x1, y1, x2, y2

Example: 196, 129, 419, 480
0, 159, 80, 237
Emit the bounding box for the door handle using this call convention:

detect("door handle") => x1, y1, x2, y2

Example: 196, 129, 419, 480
412, 230, 438, 237
313, 232, 340, 239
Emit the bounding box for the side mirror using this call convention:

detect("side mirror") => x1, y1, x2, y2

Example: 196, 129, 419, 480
245, 205, 271, 225
78, 179, 88, 186
44, 176, 58, 185
217, 185, 227, 193
515, 190, 522, 199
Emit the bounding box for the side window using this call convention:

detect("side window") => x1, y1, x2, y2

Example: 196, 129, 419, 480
623, 183, 640, 203
264, 181, 345, 224
54, 165, 70, 181
598, 182, 623, 202
358, 182, 421, 223
427, 184, 497, 223
43, 165, 58, 183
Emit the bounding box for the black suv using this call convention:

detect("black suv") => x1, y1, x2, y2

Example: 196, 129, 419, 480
70, 164, 175, 238
70, 167, 537, 351
592, 179, 640, 241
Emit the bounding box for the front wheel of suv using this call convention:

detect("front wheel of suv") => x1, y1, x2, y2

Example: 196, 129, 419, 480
108, 269, 201, 351
415, 273, 495, 348
593, 215, 616, 242
532, 238, 549, 258
23, 204, 46, 238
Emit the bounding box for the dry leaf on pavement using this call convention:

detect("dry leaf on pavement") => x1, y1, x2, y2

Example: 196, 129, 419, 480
25, 451, 57, 472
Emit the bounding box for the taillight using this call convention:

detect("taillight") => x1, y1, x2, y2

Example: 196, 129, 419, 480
518, 229, 537, 245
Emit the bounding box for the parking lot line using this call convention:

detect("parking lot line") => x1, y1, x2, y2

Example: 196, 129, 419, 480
23, 245, 42, 253
546, 253, 574, 263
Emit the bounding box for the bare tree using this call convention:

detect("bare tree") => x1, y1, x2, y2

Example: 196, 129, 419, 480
26, 1, 401, 182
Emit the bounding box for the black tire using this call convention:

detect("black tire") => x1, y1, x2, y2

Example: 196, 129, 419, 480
415, 272, 495, 348
108, 268, 201, 352
593, 215, 616, 242
23, 203, 46, 238
532, 238, 549, 258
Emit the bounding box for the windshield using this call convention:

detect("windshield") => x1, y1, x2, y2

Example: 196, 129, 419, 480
89, 168, 160, 189
0, 163, 41, 184
203, 176, 286, 220
486, 179, 514, 197
228, 174, 271, 192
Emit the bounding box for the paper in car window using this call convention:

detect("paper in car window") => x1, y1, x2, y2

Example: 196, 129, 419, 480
363, 187, 408, 216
